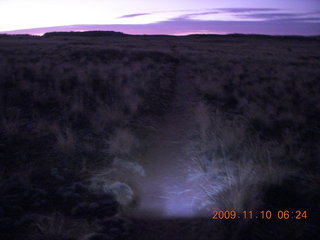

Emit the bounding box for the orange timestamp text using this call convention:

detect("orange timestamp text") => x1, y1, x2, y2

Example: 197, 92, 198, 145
211, 210, 307, 220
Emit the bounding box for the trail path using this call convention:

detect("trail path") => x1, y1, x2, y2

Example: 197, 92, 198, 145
130, 59, 206, 219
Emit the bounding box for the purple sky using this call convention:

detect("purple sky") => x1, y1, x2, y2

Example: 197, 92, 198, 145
0, 0, 319, 35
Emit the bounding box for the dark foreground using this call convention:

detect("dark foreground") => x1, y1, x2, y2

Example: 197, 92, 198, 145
0, 32, 319, 239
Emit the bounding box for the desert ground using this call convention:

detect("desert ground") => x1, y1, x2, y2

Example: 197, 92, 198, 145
0, 32, 319, 239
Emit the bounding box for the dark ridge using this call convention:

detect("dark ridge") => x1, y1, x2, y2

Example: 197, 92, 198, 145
43, 30, 127, 37
0, 34, 10, 38
186, 33, 320, 41
226, 33, 318, 40
0, 33, 36, 38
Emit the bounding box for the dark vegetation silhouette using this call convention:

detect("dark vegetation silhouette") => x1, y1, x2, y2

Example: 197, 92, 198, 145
0, 31, 319, 240
43, 31, 127, 37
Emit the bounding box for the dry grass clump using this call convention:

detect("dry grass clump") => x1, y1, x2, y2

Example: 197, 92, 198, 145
189, 104, 292, 212
30, 212, 85, 240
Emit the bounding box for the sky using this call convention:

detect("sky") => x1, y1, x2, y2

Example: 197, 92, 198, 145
0, 0, 319, 35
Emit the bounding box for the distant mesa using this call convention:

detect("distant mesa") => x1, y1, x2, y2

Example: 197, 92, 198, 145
43, 31, 127, 37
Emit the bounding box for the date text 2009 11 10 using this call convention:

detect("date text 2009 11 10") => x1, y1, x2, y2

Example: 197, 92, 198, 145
211, 210, 307, 220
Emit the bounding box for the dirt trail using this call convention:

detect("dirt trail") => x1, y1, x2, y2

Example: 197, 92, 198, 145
130, 60, 205, 219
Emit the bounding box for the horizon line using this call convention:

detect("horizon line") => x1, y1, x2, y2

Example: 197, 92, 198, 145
1, 22, 319, 37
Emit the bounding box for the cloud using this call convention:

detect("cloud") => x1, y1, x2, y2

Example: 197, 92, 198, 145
237, 12, 302, 19
235, 12, 320, 22
171, 8, 320, 23
118, 13, 150, 18
169, 11, 220, 21
117, 8, 298, 22
217, 8, 277, 13
182, 11, 220, 18
169, 8, 281, 21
